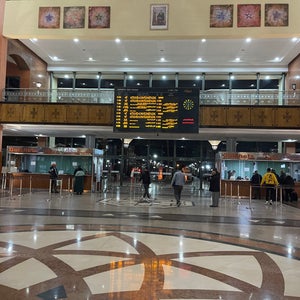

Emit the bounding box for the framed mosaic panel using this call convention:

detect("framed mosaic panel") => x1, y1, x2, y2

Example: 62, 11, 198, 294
63, 6, 85, 29
265, 4, 288, 27
210, 5, 233, 28
237, 4, 261, 27
38, 7, 60, 29
150, 4, 168, 30
88, 6, 111, 28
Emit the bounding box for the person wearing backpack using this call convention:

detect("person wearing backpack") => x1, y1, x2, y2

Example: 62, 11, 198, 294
260, 168, 279, 205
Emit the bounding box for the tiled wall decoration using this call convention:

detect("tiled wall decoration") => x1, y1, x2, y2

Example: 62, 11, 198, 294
210, 3, 288, 28
38, 7, 60, 29
265, 4, 288, 27
237, 4, 261, 27
88, 6, 111, 29
210, 5, 233, 28
63, 6, 85, 29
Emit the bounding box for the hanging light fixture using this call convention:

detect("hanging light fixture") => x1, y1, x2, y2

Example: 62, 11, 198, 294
208, 140, 221, 150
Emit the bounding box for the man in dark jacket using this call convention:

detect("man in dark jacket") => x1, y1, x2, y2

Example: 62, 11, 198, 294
209, 168, 220, 207
250, 170, 262, 199
49, 162, 58, 193
140, 167, 151, 199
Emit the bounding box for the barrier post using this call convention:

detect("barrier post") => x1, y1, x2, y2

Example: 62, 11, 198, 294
49, 179, 52, 194
10, 176, 14, 198
67, 177, 70, 193
29, 176, 32, 193
19, 178, 23, 196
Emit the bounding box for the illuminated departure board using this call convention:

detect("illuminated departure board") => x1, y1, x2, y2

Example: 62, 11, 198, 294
114, 88, 199, 133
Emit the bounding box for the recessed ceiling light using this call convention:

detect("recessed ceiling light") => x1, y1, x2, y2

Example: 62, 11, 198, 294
197, 57, 202, 62
160, 57, 165, 62
201, 38, 206, 43
195, 75, 201, 80
235, 57, 240, 62
64, 74, 69, 78
162, 75, 166, 80
88, 57, 93, 61
292, 37, 298, 42
115, 38, 121, 43
30, 38, 38, 42
123, 57, 129, 62
128, 75, 133, 79
73, 38, 79, 43
246, 37, 252, 43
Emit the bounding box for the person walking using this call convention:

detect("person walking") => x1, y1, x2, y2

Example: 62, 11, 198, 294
209, 168, 220, 207
171, 164, 186, 207
139, 167, 151, 200
260, 167, 279, 205
250, 170, 262, 199
49, 162, 59, 193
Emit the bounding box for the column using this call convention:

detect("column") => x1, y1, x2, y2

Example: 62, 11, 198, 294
149, 72, 153, 88
85, 135, 95, 148
226, 138, 237, 152
123, 72, 127, 87
72, 72, 76, 90
50, 71, 58, 102
0, 0, 8, 173
175, 72, 179, 88
49, 137, 56, 148
201, 73, 206, 91
255, 72, 260, 105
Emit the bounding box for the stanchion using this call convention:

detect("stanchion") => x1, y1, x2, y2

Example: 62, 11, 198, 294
57, 179, 63, 195
29, 176, 32, 194
19, 177, 23, 196
49, 179, 52, 194
10, 176, 14, 198
67, 177, 70, 193
224, 182, 227, 200
247, 185, 253, 210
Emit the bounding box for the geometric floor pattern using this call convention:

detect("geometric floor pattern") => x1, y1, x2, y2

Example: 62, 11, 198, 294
0, 182, 299, 299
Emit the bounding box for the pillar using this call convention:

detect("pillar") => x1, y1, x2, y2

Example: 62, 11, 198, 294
49, 137, 56, 148
123, 72, 127, 87
85, 135, 95, 148
149, 72, 153, 88
0, 0, 8, 172
175, 72, 179, 88
226, 138, 237, 152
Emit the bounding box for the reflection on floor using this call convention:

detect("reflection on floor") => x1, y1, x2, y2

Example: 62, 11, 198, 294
0, 181, 299, 299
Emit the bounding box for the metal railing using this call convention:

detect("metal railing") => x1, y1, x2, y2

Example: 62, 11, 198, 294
2, 88, 300, 105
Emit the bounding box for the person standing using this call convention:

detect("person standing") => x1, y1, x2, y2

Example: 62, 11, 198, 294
250, 170, 262, 199
73, 165, 85, 195
209, 168, 220, 207
260, 167, 279, 205
49, 162, 58, 193
171, 164, 186, 207
139, 167, 151, 199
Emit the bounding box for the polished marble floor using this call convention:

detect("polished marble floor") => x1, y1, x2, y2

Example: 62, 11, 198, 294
0, 181, 299, 300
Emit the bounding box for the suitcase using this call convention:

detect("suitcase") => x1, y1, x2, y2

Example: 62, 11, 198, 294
291, 191, 298, 202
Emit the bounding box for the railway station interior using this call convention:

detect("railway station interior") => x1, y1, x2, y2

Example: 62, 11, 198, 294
0, 1, 300, 299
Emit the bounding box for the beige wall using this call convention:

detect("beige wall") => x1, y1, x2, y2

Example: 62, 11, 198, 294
3, 0, 300, 40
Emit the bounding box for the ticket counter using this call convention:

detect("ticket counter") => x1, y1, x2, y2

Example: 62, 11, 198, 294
4, 146, 103, 192
217, 152, 300, 198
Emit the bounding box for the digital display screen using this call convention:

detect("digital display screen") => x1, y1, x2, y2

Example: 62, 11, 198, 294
114, 88, 199, 133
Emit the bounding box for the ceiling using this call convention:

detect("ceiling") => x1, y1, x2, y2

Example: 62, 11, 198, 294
4, 36, 300, 142
21, 37, 300, 74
